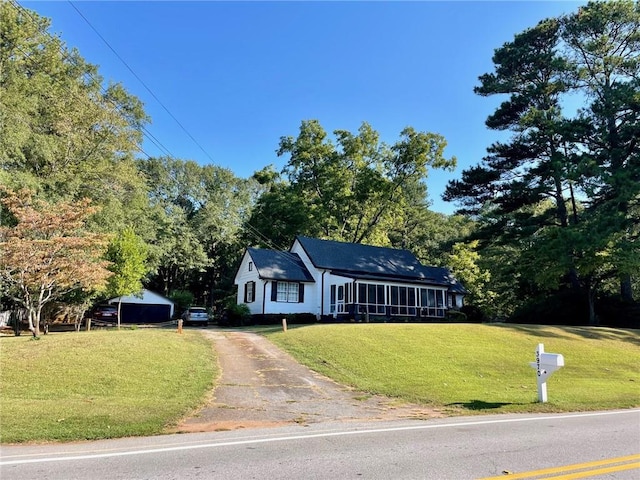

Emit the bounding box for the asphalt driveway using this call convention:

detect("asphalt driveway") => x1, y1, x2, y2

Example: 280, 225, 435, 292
171, 329, 442, 433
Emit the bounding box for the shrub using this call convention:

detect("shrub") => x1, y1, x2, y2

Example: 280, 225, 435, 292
224, 303, 251, 326
170, 290, 194, 316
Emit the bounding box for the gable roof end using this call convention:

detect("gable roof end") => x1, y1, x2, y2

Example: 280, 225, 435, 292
248, 248, 315, 282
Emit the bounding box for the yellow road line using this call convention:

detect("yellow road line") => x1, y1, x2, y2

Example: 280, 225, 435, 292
544, 462, 640, 479
478, 453, 640, 480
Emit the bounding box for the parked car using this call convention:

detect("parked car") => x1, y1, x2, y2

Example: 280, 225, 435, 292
181, 307, 208, 326
91, 304, 118, 322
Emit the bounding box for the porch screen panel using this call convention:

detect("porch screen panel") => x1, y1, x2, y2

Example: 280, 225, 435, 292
337, 285, 345, 312
358, 284, 366, 304
357, 282, 386, 314
419, 288, 446, 317
408, 288, 416, 315
330, 285, 336, 313
390, 286, 416, 315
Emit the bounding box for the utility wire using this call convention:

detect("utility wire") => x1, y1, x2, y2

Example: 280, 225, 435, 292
11, 1, 292, 256
240, 220, 310, 274
8, 0, 175, 161
67, 1, 217, 164
244, 222, 312, 268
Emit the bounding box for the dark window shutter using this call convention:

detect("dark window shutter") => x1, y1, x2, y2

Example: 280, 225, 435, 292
298, 283, 304, 303
271, 282, 278, 302
244, 283, 248, 303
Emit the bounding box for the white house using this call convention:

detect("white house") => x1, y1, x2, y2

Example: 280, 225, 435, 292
234, 236, 466, 321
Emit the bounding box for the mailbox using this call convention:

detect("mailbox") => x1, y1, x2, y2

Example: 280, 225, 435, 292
529, 343, 564, 403
540, 353, 564, 369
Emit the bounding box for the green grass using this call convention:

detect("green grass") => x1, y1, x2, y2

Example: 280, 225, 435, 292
265, 323, 640, 414
2, 324, 637, 443
0, 329, 217, 443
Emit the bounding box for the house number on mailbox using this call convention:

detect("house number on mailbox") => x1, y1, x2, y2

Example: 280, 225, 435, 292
529, 343, 564, 402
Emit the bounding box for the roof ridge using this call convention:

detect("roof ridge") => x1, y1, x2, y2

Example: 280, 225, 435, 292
296, 235, 415, 255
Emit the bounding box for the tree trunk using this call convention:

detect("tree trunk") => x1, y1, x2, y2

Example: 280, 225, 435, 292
620, 274, 634, 302
587, 285, 598, 326
117, 298, 122, 330
28, 309, 41, 337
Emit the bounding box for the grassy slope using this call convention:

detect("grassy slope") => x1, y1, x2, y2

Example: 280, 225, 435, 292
266, 324, 640, 414
0, 330, 216, 443
2, 324, 637, 443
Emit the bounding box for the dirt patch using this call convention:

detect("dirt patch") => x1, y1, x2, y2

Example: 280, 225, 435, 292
169, 330, 444, 434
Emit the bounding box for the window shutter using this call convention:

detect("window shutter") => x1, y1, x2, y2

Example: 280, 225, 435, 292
298, 283, 305, 303
244, 283, 248, 303
271, 281, 278, 302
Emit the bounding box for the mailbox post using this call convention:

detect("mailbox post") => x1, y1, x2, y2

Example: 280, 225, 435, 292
529, 343, 564, 403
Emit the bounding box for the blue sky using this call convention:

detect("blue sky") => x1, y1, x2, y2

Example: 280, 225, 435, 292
23, 1, 584, 214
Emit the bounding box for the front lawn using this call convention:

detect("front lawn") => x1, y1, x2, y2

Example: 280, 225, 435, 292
265, 323, 640, 413
0, 329, 217, 443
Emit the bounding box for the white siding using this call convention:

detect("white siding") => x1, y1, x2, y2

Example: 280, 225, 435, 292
234, 249, 317, 316
289, 240, 322, 317
234, 251, 263, 315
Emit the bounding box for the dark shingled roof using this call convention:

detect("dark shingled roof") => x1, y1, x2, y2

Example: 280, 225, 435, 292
247, 248, 315, 282
419, 266, 468, 294
297, 236, 420, 279
295, 236, 466, 292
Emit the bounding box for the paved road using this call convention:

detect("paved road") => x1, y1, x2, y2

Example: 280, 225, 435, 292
2, 410, 639, 479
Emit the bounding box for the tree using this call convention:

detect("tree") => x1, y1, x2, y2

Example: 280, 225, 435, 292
446, 241, 496, 318
247, 120, 457, 247
0, 189, 111, 337
137, 157, 255, 306
0, 1, 151, 237
444, 1, 639, 324
562, 0, 640, 302
105, 228, 148, 328
443, 17, 591, 318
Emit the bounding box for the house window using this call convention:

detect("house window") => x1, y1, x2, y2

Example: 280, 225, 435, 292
357, 282, 386, 314
276, 281, 300, 303
248, 261, 253, 271
244, 281, 255, 303
419, 288, 446, 317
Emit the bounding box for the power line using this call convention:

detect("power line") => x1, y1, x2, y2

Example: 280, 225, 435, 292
67, 1, 217, 164
8, 0, 176, 162
242, 222, 311, 273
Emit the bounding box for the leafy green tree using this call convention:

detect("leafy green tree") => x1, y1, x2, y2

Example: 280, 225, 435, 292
137, 157, 255, 306
446, 241, 496, 318
105, 228, 148, 328
0, 1, 151, 235
247, 120, 456, 247
191, 165, 259, 307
